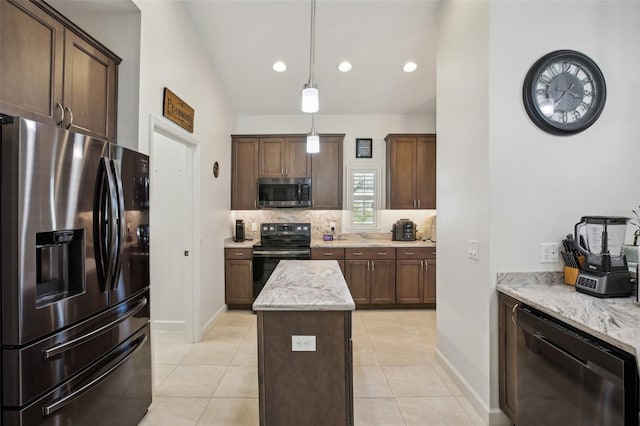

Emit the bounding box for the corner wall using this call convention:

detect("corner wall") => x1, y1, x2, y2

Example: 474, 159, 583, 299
435, 0, 492, 420
134, 0, 235, 335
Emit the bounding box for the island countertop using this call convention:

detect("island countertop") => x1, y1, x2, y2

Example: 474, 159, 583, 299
252, 260, 355, 311
496, 272, 640, 366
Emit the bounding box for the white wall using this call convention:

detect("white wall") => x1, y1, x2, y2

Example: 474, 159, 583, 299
134, 0, 235, 335
436, 0, 492, 420
437, 1, 640, 424
47, 1, 141, 150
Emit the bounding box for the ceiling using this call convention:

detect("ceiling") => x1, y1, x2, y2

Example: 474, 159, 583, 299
182, 1, 440, 116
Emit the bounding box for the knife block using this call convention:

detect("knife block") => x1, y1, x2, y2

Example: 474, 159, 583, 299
564, 266, 579, 286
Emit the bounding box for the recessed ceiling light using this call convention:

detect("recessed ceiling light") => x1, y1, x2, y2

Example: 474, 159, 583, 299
337, 61, 352, 72
402, 62, 418, 73
272, 61, 287, 72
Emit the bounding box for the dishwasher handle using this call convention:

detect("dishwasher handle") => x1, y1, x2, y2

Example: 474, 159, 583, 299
515, 305, 629, 380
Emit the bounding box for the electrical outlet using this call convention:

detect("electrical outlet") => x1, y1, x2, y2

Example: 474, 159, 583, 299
468, 240, 479, 261
540, 243, 560, 263
329, 222, 336, 233
292, 335, 316, 352
251, 222, 257, 232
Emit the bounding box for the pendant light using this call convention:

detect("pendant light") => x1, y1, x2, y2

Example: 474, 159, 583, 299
307, 114, 320, 153
301, 0, 319, 113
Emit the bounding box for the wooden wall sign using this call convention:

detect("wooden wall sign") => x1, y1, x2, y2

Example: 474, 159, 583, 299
163, 88, 194, 133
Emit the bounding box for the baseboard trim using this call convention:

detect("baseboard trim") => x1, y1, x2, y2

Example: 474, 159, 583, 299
200, 304, 228, 337
435, 349, 511, 426
153, 320, 186, 332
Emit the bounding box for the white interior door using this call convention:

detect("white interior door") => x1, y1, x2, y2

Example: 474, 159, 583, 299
150, 116, 200, 343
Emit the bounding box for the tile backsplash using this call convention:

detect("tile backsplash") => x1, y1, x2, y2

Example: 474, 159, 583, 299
230, 210, 342, 240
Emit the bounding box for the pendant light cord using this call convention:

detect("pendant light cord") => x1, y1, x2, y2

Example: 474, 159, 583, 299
308, 0, 316, 84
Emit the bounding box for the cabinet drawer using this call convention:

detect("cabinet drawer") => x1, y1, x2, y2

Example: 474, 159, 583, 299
396, 247, 436, 259
311, 248, 345, 260
225, 248, 253, 260
346, 247, 395, 260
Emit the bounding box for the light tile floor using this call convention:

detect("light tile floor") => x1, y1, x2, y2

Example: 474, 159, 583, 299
140, 309, 484, 426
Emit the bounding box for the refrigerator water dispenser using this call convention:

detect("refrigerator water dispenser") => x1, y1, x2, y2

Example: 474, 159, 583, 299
36, 229, 85, 306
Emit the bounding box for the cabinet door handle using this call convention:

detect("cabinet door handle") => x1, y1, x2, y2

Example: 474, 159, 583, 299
285, 168, 288, 176
235, 252, 245, 256
423, 260, 428, 270
511, 302, 520, 327
323, 253, 334, 256
377, 252, 388, 256
418, 199, 421, 208
366, 260, 369, 271
404, 252, 415, 255
371, 260, 375, 271
352, 252, 363, 256
55, 102, 64, 126
64, 106, 73, 129
250, 261, 252, 272
420, 261, 423, 271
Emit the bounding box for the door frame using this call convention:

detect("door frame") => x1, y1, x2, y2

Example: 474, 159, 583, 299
149, 114, 201, 343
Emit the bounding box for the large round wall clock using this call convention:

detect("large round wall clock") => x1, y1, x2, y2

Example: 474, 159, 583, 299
523, 50, 606, 136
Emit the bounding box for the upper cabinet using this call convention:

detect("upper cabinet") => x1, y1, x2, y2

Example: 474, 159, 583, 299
385, 134, 436, 209
231, 136, 259, 210
311, 135, 344, 210
0, 0, 120, 143
259, 137, 310, 178
231, 134, 344, 210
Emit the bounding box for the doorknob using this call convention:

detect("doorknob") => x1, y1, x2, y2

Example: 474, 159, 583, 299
184, 250, 190, 256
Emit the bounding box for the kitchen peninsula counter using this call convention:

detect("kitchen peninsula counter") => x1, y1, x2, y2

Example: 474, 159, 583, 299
253, 260, 354, 425
496, 272, 640, 365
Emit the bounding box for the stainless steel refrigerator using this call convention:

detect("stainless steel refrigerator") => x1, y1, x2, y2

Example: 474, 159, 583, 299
0, 115, 151, 425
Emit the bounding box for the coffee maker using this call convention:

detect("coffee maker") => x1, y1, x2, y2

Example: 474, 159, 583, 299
234, 220, 246, 242
574, 216, 631, 297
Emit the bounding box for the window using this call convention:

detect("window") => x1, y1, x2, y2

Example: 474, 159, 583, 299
347, 167, 381, 229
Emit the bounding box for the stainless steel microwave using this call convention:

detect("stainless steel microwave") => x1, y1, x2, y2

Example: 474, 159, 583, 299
257, 177, 312, 208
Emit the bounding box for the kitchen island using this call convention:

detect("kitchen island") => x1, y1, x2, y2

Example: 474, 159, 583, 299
253, 260, 355, 426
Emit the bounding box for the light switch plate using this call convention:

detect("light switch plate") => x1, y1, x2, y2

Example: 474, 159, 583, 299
540, 242, 560, 263
468, 240, 479, 261
292, 335, 316, 352
251, 222, 258, 232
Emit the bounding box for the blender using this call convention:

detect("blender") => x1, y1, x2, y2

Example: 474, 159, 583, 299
574, 216, 631, 297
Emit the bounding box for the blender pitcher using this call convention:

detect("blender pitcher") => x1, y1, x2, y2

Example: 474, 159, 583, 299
575, 216, 628, 273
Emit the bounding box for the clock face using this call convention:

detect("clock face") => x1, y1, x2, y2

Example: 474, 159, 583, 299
523, 50, 606, 135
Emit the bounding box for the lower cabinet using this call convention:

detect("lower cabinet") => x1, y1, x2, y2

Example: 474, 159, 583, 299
498, 292, 518, 423
224, 248, 253, 306
396, 247, 437, 305
345, 248, 395, 305
311, 248, 345, 274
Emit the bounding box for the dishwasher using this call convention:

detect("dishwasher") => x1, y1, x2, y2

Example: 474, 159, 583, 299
514, 304, 638, 426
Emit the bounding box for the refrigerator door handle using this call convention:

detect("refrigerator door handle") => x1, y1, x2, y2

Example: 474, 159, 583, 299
94, 158, 114, 293
42, 297, 148, 359
104, 159, 119, 291
42, 333, 148, 416
109, 159, 126, 291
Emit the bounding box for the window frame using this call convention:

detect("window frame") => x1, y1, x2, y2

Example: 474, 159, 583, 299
346, 166, 382, 230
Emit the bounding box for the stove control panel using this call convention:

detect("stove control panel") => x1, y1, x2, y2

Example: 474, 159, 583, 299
261, 223, 311, 237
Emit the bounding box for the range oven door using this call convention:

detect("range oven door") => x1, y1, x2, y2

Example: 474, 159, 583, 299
515, 305, 638, 426
252, 249, 311, 298
1, 117, 110, 346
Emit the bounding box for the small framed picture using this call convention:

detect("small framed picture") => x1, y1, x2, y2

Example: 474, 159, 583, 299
355, 138, 373, 158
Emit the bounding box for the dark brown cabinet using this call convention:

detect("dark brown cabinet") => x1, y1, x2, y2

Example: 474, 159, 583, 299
311, 135, 344, 209
345, 248, 395, 305
224, 248, 253, 306
0, 0, 119, 143
311, 248, 345, 274
396, 248, 437, 305
385, 134, 436, 209
231, 137, 259, 210
231, 134, 343, 210
498, 292, 518, 423
259, 136, 310, 178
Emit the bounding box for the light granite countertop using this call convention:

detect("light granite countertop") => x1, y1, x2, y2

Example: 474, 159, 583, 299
224, 235, 436, 249
252, 260, 355, 311
496, 272, 640, 368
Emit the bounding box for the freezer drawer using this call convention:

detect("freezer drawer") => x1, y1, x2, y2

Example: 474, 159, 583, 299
2, 291, 149, 407
3, 323, 152, 426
